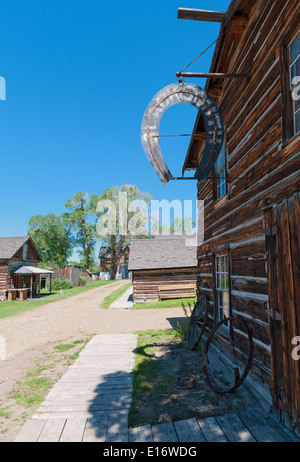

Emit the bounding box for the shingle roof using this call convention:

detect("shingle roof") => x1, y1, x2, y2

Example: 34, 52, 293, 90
13, 266, 54, 274
128, 234, 197, 271
0, 236, 31, 259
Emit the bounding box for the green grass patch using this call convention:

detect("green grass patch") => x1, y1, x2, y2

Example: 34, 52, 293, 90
0, 407, 11, 419
133, 297, 196, 310
101, 282, 132, 308
128, 329, 182, 427
0, 280, 116, 320
54, 343, 76, 353
10, 336, 93, 412
12, 377, 53, 407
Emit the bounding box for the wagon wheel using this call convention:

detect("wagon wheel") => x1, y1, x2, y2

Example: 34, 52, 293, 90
202, 316, 254, 394
186, 295, 209, 350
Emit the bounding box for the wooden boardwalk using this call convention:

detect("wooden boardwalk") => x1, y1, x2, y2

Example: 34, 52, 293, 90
15, 334, 299, 443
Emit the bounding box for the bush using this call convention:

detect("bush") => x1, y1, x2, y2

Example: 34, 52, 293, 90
174, 302, 193, 342
79, 275, 90, 286
48, 277, 73, 290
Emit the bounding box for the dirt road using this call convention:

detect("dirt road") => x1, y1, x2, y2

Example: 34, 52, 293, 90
0, 280, 185, 441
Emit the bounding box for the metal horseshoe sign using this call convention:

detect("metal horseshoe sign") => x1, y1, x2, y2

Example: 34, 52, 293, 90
141, 82, 224, 186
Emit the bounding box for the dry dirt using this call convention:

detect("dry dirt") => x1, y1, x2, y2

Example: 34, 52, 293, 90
0, 280, 185, 442
129, 336, 262, 427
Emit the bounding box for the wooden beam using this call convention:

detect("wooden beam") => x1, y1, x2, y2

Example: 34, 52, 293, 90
177, 8, 225, 23
177, 72, 249, 79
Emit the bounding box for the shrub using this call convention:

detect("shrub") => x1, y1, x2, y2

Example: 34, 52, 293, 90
174, 302, 193, 342
79, 275, 90, 286
48, 277, 73, 290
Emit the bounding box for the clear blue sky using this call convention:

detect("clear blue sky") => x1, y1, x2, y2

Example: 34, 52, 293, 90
0, 0, 230, 259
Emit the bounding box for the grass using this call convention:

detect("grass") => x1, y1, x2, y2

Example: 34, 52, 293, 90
128, 329, 183, 427
101, 282, 132, 308
10, 337, 93, 410
0, 407, 11, 419
132, 297, 197, 310
0, 280, 116, 320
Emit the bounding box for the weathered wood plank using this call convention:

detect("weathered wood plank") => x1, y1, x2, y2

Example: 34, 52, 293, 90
238, 409, 291, 442
37, 418, 66, 442
215, 413, 256, 442
152, 422, 179, 442
106, 415, 129, 442
177, 8, 225, 23
129, 425, 153, 442
59, 416, 87, 442
174, 418, 206, 442
15, 419, 47, 442
197, 417, 228, 442
82, 416, 108, 442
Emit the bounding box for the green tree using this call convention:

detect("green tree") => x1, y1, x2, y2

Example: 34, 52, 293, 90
28, 213, 74, 268
65, 191, 97, 270
95, 184, 152, 279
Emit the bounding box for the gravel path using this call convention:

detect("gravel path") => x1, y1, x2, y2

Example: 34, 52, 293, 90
0, 279, 185, 440
0, 280, 184, 360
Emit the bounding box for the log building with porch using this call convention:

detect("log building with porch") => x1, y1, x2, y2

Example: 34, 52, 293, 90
178, 0, 300, 435
0, 236, 53, 300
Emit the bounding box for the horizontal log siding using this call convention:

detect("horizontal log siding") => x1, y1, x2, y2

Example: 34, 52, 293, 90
132, 268, 197, 303
196, 0, 300, 387
0, 261, 8, 298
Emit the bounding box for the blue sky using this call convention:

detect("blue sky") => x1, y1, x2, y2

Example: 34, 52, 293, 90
0, 0, 230, 260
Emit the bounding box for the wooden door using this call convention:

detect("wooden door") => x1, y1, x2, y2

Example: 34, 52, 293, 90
264, 191, 300, 434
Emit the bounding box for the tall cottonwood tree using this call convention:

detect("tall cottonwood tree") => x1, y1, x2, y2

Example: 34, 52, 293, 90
28, 213, 74, 268
95, 184, 152, 279
65, 191, 98, 270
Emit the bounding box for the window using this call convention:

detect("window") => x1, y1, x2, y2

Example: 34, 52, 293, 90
281, 29, 300, 142
215, 255, 230, 328
290, 31, 300, 135
23, 244, 28, 260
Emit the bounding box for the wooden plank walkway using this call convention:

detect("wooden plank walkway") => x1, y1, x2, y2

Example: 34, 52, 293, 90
15, 411, 299, 443
15, 333, 299, 443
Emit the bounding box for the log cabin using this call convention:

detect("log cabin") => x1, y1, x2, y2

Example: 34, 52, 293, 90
99, 245, 130, 280
178, 0, 300, 435
54, 265, 92, 287
0, 236, 53, 300
128, 235, 197, 303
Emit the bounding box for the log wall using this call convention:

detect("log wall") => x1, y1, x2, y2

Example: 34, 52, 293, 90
196, 0, 300, 389
132, 267, 197, 303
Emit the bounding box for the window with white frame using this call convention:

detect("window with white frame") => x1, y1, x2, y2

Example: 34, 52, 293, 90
215, 254, 230, 327
290, 31, 300, 134
215, 143, 226, 201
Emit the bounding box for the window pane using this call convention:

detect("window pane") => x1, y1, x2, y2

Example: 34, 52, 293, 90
291, 57, 300, 80
295, 109, 300, 134
223, 292, 229, 319
290, 32, 300, 65
216, 273, 221, 290
216, 146, 225, 173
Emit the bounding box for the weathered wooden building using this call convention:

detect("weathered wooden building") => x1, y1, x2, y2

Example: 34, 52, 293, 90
0, 236, 53, 300
54, 265, 92, 287
99, 245, 130, 280
128, 235, 197, 303
178, 0, 300, 434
